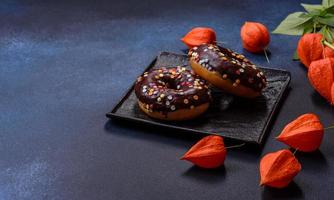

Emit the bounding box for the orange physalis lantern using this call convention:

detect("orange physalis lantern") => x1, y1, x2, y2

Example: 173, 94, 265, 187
181, 27, 216, 49
308, 58, 334, 104
240, 22, 270, 53
260, 149, 301, 188
181, 135, 226, 168
324, 46, 334, 58
297, 33, 324, 68
276, 113, 324, 152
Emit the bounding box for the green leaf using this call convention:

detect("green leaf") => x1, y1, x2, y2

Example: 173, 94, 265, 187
272, 12, 313, 35
315, 15, 334, 27
301, 3, 324, 15
329, 26, 334, 36
321, 26, 334, 43
303, 22, 315, 34
320, 26, 328, 41
323, 0, 334, 8
292, 50, 300, 60
326, 32, 334, 43
326, 7, 334, 14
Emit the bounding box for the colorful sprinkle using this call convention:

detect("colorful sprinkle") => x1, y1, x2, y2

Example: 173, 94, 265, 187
136, 66, 212, 114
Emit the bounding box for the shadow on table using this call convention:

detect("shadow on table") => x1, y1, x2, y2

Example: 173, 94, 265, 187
261, 182, 304, 199
104, 119, 265, 157
181, 165, 226, 184
104, 118, 203, 147
311, 91, 334, 112
296, 150, 328, 171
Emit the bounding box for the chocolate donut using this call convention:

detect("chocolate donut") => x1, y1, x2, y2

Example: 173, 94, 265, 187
135, 66, 211, 121
188, 44, 267, 98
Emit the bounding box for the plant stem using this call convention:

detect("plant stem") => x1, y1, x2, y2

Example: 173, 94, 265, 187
325, 26, 333, 43
322, 41, 326, 58
293, 148, 298, 155
324, 125, 334, 130
226, 143, 245, 149
324, 40, 334, 51
264, 49, 270, 63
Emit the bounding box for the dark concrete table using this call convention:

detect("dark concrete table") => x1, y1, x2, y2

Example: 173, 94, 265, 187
1, 0, 333, 199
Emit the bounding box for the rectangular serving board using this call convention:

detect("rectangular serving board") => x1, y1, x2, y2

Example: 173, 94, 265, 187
106, 52, 291, 145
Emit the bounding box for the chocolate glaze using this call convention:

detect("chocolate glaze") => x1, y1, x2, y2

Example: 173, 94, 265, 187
134, 66, 211, 113
188, 44, 267, 91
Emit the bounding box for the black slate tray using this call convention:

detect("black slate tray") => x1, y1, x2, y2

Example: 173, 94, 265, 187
107, 52, 291, 145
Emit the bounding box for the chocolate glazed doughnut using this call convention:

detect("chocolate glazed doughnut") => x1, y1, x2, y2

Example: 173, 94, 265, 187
188, 44, 267, 98
135, 66, 211, 121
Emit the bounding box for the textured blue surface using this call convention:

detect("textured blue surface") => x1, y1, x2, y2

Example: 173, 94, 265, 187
1, 0, 334, 199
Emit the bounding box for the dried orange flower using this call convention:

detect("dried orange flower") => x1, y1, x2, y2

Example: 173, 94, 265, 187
181, 135, 226, 168
308, 58, 334, 104
181, 27, 216, 49
276, 113, 324, 152
240, 22, 270, 53
324, 46, 334, 58
297, 33, 324, 68
260, 149, 301, 188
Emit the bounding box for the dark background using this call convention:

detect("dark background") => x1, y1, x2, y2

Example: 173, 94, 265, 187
1, 0, 334, 199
